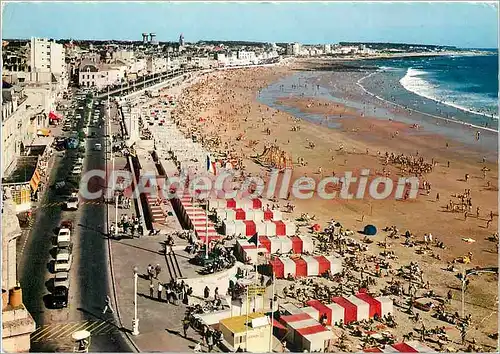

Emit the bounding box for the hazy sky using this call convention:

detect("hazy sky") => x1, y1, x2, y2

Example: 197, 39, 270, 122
2, 1, 498, 48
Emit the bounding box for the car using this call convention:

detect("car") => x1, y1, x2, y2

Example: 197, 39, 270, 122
54, 249, 72, 272
57, 228, 71, 247
72, 166, 82, 175
52, 286, 69, 308
65, 194, 79, 210
94, 143, 102, 151
60, 220, 73, 231
54, 271, 70, 289
74, 157, 84, 166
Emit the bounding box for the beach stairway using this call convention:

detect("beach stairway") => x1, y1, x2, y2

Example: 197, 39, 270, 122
145, 193, 166, 224
178, 194, 221, 243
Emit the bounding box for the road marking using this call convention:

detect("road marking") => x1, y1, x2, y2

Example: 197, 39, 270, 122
31, 320, 119, 342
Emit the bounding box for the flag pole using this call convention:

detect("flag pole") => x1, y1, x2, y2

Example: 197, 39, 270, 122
246, 284, 249, 351
269, 271, 275, 352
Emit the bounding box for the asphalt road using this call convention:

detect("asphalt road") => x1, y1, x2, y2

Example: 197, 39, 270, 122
19, 93, 132, 352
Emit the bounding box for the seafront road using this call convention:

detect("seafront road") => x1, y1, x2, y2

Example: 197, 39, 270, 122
19, 94, 131, 352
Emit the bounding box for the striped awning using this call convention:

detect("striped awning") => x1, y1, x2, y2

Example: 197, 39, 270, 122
30, 170, 41, 192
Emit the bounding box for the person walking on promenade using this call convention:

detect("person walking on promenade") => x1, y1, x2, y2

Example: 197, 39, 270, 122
102, 295, 114, 314
204, 286, 210, 299
158, 282, 163, 300
183, 317, 190, 338
155, 264, 162, 279
149, 282, 154, 297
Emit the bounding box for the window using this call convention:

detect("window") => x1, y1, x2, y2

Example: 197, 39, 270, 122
47, 65, 51, 69
92, 75, 94, 79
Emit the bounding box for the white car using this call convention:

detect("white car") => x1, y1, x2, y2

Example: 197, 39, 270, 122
57, 228, 71, 247
54, 249, 72, 272
72, 166, 82, 175
65, 193, 79, 210
94, 143, 102, 151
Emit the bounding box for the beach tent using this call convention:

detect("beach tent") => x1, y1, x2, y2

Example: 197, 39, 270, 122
270, 257, 284, 278
325, 255, 343, 274
306, 299, 333, 325
264, 221, 277, 236
297, 324, 333, 352
375, 296, 394, 317
302, 255, 320, 276
290, 236, 303, 254
280, 237, 293, 253
258, 236, 271, 252
300, 306, 320, 321
331, 297, 358, 324
299, 235, 314, 253
280, 303, 305, 316
346, 295, 370, 321
285, 221, 296, 236
364, 224, 377, 236
280, 257, 296, 278
243, 220, 257, 236
356, 292, 382, 318
274, 221, 286, 236
293, 258, 308, 277
326, 302, 345, 325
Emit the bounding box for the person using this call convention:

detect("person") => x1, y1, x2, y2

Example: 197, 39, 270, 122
155, 264, 162, 279
150, 282, 154, 297
204, 286, 210, 299
182, 317, 190, 338
158, 282, 163, 300
102, 295, 114, 314
206, 330, 214, 352
214, 287, 219, 300
236, 346, 243, 352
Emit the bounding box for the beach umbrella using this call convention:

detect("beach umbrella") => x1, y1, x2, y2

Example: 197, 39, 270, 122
312, 224, 321, 232
363, 225, 377, 236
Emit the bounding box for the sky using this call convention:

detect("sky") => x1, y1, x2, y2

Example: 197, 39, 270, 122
2, 1, 498, 48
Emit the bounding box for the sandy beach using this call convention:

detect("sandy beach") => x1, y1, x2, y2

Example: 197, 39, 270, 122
170, 62, 498, 349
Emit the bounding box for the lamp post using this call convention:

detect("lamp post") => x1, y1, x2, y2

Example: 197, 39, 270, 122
132, 266, 140, 335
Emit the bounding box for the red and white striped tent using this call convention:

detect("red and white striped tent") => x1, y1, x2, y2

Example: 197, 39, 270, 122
222, 220, 296, 237
259, 235, 313, 254
296, 324, 334, 352
270, 255, 342, 278
207, 198, 263, 210
363, 341, 433, 353
235, 239, 269, 264
279, 312, 333, 352
279, 313, 318, 345
355, 293, 394, 318
304, 300, 345, 326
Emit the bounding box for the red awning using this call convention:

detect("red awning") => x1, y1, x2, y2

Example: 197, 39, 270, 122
49, 111, 61, 120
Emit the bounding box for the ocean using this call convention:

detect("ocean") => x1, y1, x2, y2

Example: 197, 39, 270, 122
360, 53, 499, 130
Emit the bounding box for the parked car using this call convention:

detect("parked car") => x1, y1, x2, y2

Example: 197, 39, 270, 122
51, 286, 69, 308
94, 143, 102, 151
54, 249, 72, 272
57, 228, 71, 247
65, 193, 79, 210
54, 271, 70, 289
72, 166, 83, 175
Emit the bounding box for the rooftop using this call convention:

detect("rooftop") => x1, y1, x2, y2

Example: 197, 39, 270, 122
219, 312, 268, 334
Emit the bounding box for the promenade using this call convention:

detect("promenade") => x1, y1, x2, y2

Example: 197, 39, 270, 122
105, 83, 218, 352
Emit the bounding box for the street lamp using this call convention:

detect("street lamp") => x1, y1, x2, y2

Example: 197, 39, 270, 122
132, 266, 140, 335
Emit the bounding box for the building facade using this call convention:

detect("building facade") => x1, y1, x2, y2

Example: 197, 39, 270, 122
30, 37, 65, 75
2, 200, 36, 352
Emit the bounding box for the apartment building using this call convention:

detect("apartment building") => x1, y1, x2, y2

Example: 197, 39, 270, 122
78, 61, 127, 89
30, 37, 65, 75
1, 83, 54, 177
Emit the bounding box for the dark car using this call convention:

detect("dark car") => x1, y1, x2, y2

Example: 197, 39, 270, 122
52, 286, 69, 308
